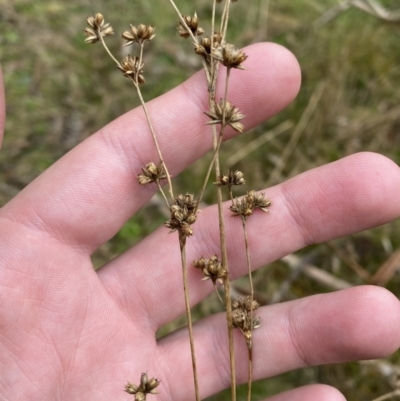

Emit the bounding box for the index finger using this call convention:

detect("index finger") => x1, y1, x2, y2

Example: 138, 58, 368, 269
0, 43, 301, 253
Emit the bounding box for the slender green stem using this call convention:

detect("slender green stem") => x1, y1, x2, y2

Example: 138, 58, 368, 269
166, 0, 198, 43
179, 236, 200, 401
213, 283, 225, 306
222, 68, 231, 129
98, 33, 120, 66
218, 213, 236, 401
212, 121, 236, 401
242, 219, 254, 312
211, 0, 217, 41
156, 180, 170, 207
137, 43, 145, 86
220, 0, 232, 41
247, 348, 253, 401
209, 50, 236, 401
229, 187, 234, 204
217, 176, 237, 401
242, 218, 254, 401
134, 84, 175, 202
165, 0, 211, 83
195, 135, 223, 211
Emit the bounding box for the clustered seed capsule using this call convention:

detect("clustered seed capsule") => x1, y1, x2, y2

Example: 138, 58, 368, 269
232, 296, 261, 349
177, 13, 205, 38
230, 190, 272, 219
205, 99, 245, 133
125, 373, 160, 400
137, 162, 167, 185
165, 194, 198, 241
212, 43, 247, 69
193, 255, 227, 284
193, 32, 223, 64
215, 170, 245, 187
117, 55, 145, 84
84, 13, 114, 44
122, 24, 156, 46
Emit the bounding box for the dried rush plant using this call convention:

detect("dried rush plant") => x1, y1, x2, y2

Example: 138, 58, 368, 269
84, 4, 271, 401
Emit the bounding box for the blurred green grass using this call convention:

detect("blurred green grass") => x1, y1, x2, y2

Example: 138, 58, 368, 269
1, 0, 400, 399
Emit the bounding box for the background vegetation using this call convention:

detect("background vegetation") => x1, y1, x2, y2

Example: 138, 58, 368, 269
1, 0, 400, 399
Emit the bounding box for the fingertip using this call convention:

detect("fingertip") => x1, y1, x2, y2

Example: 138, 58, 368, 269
226, 42, 302, 129
326, 285, 400, 360
339, 152, 400, 224
249, 42, 302, 104
265, 384, 345, 401
357, 285, 400, 357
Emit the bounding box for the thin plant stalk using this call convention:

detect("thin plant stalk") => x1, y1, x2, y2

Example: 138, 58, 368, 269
220, 0, 232, 41
212, 59, 237, 401
213, 283, 225, 306
216, 170, 237, 401
196, 135, 223, 210
134, 85, 174, 203
156, 180, 170, 207
242, 218, 254, 401
222, 68, 231, 127
247, 348, 253, 401
99, 34, 120, 65
179, 237, 201, 401
211, 0, 217, 44
166, 0, 212, 83
98, 32, 174, 204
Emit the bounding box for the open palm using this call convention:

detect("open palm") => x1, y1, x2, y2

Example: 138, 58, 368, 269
1, 43, 400, 401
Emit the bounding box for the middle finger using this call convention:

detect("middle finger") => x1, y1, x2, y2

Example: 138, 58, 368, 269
98, 152, 400, 327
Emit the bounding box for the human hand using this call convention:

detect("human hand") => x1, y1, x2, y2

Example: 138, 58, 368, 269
1, 43, 400, 401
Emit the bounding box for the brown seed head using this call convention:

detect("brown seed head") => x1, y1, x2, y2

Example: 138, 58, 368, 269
193, 255, 226, 284
230, 190, 271, 219
177, 13, 205, 38
137, 162, 167, 185
193, 33, 223, 63
125, 373, 160, 399
122, 24, 156, 46
215, 170, 245, 187
84, 13, 114, 44
135, 392, 146, 401
165, 194, 198, 239
205, 99, 245, 133
212, 43, 247, 69
125, 382, 138, 394
232, 296, 261, 349
118, 55, 145, 84
232, 295, 259, 312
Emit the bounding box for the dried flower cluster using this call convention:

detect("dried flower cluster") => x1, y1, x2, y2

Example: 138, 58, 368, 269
205, 99, 245, 133
216, 170, 245, 187
137, 162, 167, 185
177, 13, 204, 38
84, 13, 114, 44
118, 55, 145, 83
193, 33, 223, 64
230, 190, 272, 219
193, 254, 227, 284
84, 4, 271, 400
125, 373, 160, 400
212, 43, 247, 70
122, 24, 156, 46
165, 194, 198, 242
232, 296, 261, 349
